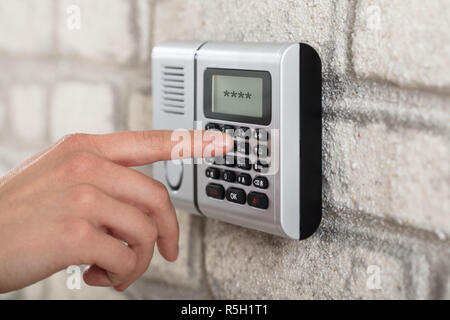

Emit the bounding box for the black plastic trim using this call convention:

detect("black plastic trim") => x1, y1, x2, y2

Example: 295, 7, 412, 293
299, 43, 323, 240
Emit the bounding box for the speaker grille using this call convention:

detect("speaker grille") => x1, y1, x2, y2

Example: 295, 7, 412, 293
161, 66, 185, 115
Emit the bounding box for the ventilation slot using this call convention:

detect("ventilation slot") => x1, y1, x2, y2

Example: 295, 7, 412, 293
161, 66, 185, 115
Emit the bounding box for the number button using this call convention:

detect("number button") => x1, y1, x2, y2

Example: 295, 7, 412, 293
211, 156, 224, 166
253, 160, 270, 173
222, 170, 236, 183
205, 156, 223, 165
224, 155, 236, 167
206, 183, 225, 200
221, 125, 236, 137
247, 192, 269, 209
226, 188, 246, 205
237, 157, 252, 170
254, 129, 269, 141
254, 145, 269, 158
205, 167, 220, 179
235, 127, 251, 140
237, 173, 252, 186
236, 141, 250, 155
205, 123, 221, 131
253, 176, 269, 189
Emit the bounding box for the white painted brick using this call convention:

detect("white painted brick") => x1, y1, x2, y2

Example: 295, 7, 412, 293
0, 0, 53, 55
50, 82, 115, 141
9, 84, 47, 144
126, 281, 211, 299
0, 144, 43, 171
154, 0, 351, 73
0, 270, 127, 299
137, 0, 152, 63
152, 0, 190, 43
324, 117, 450, 237
127, 91, 152, 130
0, 290, 20, 299
445, 278, 450, 299
353, 0, 450, 89
43, 270, 127, 300
141, 211, 204, 289
0, 97, 5, 134
0, 161, 10, 177
58, 0, 135, 64
204, 219, 436, 299
0, 278, 46, 300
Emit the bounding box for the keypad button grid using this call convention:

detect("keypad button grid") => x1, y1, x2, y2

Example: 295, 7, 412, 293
204, 122, 272, 210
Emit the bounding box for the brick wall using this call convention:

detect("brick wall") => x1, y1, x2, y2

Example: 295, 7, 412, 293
0, 0, 448, 299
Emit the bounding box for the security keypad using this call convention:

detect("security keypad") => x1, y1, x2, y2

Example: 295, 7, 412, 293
153, 41, 323, 239
204, 122, 271, 210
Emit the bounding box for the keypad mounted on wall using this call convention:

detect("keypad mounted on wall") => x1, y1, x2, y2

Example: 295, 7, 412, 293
153, 41, 323, 239
204, 122, 270, 210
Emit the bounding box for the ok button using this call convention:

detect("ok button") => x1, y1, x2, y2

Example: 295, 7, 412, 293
226, 187, 246, 205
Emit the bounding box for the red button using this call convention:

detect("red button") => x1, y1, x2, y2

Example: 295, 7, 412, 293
247, 192, 269, 209
206, 183, 225, 200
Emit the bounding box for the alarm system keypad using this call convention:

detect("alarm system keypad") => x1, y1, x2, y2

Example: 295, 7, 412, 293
152, 41, 323, 239
204, 122, 270, 210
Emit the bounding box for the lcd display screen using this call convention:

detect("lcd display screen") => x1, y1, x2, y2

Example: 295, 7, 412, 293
212, 75, 263, 118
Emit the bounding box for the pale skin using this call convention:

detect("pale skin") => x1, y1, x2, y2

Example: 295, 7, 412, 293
0, 130, 233, 293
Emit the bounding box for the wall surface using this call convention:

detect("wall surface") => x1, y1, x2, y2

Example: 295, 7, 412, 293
0, 0, 449, 299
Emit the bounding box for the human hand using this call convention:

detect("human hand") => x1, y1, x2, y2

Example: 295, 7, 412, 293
0, 130, 232, 293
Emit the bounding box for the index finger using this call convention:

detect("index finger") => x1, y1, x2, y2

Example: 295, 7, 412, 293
85, 130, 234, 167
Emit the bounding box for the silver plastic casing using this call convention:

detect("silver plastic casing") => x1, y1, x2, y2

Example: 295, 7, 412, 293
152, 41, 204, 214
152, 41, 322, 239
196, 42, 300, 238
